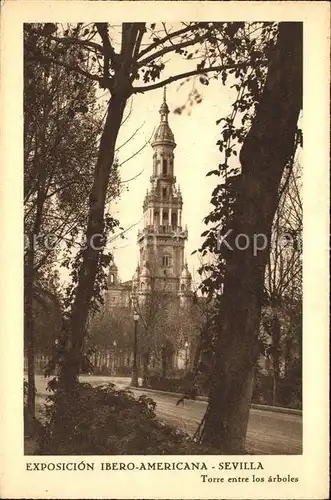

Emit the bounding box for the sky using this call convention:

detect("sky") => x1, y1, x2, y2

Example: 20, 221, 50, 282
47, 23, 239, 287
108, 77, 235, 284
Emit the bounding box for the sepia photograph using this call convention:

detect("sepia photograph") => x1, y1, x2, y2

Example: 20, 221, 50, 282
0, 1, 329, 498
23, 19, 304, 457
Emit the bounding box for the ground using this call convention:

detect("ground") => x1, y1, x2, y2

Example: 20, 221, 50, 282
29, 375, 302, 455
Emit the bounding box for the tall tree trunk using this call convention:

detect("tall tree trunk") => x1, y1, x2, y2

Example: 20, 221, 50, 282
25, 137, 47, 418
24, 64, 51, 420
25, 245, 36, 419
200, 23, 302, 453
60, 91, 128, 390
161, 347, 167, 378
271, 314, 281, 406
25, 198, 46, 418
59, 23, 146, 390
142, 350, 150, 385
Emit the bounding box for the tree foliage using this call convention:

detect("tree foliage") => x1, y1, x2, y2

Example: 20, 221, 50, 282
39, 381, 214, 455
24, 24, 121, 282
24, 23, 121, 412
25, 21, 272, 389
259, 161, 302, 406
193, 22, 302, 452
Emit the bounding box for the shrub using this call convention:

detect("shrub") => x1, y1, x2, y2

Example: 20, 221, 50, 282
144, 372, 209, 397
115, 365, 134, 377
24, 379, 45, 440
92, 364, 112, 376
252, 370, 302, 409
38, 381, 212, 455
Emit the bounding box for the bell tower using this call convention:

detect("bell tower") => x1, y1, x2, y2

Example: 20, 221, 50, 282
134, 89, 190, 297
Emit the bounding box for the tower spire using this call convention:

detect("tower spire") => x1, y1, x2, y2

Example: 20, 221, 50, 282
159, 87, 170, 123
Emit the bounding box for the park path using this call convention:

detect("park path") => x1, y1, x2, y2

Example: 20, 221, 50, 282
30, 375, 302, 455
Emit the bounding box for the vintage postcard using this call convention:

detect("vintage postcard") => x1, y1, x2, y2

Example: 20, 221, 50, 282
0, 0, 329, 498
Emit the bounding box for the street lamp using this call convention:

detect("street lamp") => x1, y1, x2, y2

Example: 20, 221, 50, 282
53, 338, 59, 376
131, 312, 139, 387
113, 340, 117, 375
184, 340, 189, 372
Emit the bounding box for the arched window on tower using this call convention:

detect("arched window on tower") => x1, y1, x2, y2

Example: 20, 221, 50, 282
109, 274, 114, 284
162, 254, 171, 267
162, 159, 167, 175
171, 212, 177, 227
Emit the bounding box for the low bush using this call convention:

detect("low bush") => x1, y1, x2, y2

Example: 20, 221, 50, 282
38, 381, 212, 455
114, 365, 132, 377
144, 375, 184, 393
146, 371, 301, 410
144, 372, 208, 397
92, 364, 112, 376
24, 379, 45, 442
252, 371, 302, 409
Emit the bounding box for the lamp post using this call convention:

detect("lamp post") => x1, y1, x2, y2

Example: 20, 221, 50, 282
113, 340, 117, 375
131, 312, 139, 387
54, 338, 59, 376
184, 340, 189, 373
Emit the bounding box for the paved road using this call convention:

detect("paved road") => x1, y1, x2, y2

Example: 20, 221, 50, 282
32, 375, 302, 455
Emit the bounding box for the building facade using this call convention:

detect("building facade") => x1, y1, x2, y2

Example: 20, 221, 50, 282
106, 89, 192, 310
103, 91, 195, 372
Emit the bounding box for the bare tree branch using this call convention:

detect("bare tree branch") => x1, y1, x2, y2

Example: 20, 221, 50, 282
133, 62, 254, 93
137, 24, 195, 59
118, 129, 154, 167
137, 32, 207, 69
50, 35, 104, 54
133, 24, 147, 59
119, 169, 144, 184
96, 23, 118, 77
115, 122, 145, 152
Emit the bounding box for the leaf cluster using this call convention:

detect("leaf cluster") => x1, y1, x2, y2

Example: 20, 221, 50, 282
198, 23, 277, 296
39, 381, 211, 454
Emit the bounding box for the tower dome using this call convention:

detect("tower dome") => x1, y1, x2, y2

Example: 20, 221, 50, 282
151, 87, 176, 147
180, 262, 192, 280
140, 260, 151, 278
178, 262, 192, 306
108, 259, 118, 285
132, 264, 140, 281
110, 263, 117, 271
152, 122, 175, 144
138, 260, 152, 296
132, 264, 140, 293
